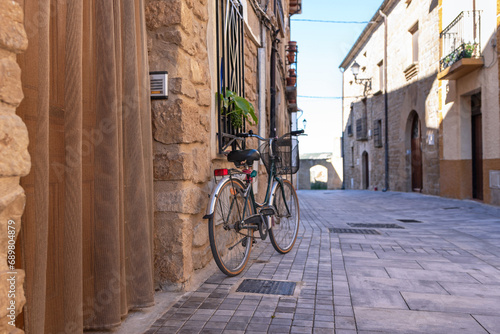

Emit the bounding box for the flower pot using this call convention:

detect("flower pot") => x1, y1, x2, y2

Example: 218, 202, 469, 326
288, 68, 296, 77
286, 76, 296, 86
288, 41, 297, 51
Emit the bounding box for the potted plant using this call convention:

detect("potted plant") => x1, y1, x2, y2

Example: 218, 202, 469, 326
463, 42, 475, 58
219, 89, 258, 128
287, 41, 297, 63
286, 68, 296, 86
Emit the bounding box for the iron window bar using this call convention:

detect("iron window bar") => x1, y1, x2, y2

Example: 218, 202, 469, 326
217, 0, 246, 153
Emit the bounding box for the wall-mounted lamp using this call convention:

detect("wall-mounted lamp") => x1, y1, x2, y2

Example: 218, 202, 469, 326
302, 118, 307, 130
351, 61, 372, 91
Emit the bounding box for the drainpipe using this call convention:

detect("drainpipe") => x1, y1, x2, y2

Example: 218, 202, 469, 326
258, 21, 266, 138
379, 9, 389, 192
341, 68, 346, 190
270, 34, 277, 137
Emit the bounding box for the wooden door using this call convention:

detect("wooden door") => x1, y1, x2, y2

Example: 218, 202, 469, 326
471, 93, 483, 200
411, 114, 423, 192
362, 151, 369, 189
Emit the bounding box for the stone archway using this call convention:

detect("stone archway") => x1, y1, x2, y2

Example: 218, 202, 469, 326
298, 153, 342, 190
310, 165, 328, 189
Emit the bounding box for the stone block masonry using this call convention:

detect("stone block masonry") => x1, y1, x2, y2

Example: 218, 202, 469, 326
0, 0, 29, 332
146, 0, 214, 290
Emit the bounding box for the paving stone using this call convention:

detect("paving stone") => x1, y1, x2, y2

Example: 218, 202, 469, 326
472, 315, 500, 334
401, 291, 500, 315
354, 307, 488, 333
351, 289, 409, 309
142, 191, 500, 334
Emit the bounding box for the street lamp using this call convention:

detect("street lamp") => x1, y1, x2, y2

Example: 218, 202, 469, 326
351, 61, 372, 90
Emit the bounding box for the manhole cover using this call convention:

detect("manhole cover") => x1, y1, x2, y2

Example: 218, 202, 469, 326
348, 223, 404, 229
397, 219, 423, 223
236, 279, 296, 296
329, 228, 381, 235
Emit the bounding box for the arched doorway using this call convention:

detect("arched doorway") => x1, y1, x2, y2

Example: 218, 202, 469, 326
411, 113, 423, 192
310, 165, 328, 189
362, 151, 369, 189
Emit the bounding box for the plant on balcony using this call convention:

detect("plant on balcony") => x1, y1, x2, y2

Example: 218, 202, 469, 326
463, 42, 478, 58
219, 89, 258, 128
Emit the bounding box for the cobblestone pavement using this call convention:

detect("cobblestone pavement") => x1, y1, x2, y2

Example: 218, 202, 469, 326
144, 190, 500, 334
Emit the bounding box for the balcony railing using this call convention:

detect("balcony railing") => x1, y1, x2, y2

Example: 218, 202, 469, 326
440, 11, 482, 71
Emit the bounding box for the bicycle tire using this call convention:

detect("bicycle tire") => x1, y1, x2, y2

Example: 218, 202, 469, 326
209, 178, 254, 276
269, 179, 300, 254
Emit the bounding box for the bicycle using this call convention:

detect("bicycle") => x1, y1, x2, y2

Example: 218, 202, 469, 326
203, 129, 304, 276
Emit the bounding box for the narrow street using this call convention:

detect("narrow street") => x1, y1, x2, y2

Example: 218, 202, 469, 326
143, 190, 500, 334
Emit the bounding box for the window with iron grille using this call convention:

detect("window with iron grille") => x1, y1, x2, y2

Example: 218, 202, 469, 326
216, 0, 246, 153
356, 117, 367, 141
373, 119, 383, 147
347, 124, 353, 137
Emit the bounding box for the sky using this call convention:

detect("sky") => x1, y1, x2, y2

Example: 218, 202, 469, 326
291, 0, 384, 154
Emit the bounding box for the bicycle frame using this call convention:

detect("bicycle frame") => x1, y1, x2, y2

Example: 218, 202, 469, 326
204, 150, 291, 229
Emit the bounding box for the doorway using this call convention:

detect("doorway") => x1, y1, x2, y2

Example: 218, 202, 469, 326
310, 165, 328, 189
362, 151, 369, 189
471, 93, 483, 200
411, 113, 423, 192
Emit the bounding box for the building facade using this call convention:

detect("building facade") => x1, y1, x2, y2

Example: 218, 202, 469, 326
340, 0, 500, 206
438, 0, 500, 205
340, 0, 441, 194
0, 0, 302, 332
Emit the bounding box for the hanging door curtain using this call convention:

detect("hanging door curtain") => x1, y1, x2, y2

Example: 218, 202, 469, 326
16, 0, 154, 332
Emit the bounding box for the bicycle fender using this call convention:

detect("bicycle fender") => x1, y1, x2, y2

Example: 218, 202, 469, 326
204, 176, 230, 219
204, 177, 246, 218
267, 181, 280, 207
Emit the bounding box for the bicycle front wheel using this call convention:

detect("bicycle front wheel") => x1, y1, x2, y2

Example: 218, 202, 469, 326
209, 178, 253, 276
269, 179, 300, 254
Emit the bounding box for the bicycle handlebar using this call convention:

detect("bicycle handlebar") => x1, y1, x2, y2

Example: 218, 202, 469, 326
236, 129, 304, 141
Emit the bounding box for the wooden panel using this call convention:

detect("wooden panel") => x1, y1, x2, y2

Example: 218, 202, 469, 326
440, 159, 473, 199
472, 113, 483, 200
411, 116, 423, 192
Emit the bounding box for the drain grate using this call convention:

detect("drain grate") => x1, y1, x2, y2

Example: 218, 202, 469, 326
443, 207, 460, 210
397, 219, 423, 223
329, 228, 381, 235
348, 223, 404, 229
236, 279, 296, 296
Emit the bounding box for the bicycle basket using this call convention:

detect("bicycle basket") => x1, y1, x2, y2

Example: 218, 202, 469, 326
258, 133, 299, 175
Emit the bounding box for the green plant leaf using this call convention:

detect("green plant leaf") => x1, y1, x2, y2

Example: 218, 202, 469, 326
219, 88, 258, 127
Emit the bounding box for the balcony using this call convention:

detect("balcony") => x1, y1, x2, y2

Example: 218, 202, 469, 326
438, 11, 483, 81
290, 0, 302, 15
286, 41, 298, 113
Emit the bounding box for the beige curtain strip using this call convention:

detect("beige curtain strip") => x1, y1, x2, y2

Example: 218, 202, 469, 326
27, 0, 50, 332
19, 0, 154, 332
63, 0, 84, 331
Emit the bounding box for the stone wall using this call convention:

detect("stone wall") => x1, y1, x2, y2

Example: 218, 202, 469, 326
0, 0, 29, 332
146, 0, 274, 290
146, 0, 213, 289
342, 0, 440, 195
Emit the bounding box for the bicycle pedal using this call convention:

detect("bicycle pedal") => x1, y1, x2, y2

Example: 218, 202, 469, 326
244, 214, 262, 226
258, 205, 276, 216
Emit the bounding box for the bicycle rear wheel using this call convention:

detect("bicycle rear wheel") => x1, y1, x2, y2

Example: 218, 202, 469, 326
209, 178, 253, 276
269, 179, 300, 254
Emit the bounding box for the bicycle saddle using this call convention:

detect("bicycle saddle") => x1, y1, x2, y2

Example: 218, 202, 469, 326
227, 149, 260, 166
